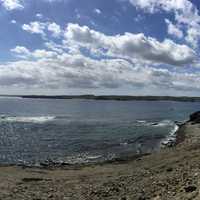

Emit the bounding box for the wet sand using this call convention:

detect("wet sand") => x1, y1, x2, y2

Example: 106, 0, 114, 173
0, 121, 200, 199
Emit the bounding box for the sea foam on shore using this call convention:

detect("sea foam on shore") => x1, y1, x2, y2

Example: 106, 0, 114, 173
160, 123, 180, 147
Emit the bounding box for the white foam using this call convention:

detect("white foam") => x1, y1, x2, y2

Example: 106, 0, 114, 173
169, 124, 179, 136
151, 120, 174, 127
136, 120, 147, 123
160, 124, 179, 147
137, 119, 174, 127
87, 155, 102, 160
0, 116, 56, 123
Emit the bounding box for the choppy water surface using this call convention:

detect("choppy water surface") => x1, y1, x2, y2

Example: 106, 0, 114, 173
0, 97, 199, 165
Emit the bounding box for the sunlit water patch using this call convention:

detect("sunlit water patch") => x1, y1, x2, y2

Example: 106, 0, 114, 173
0, 98, 198, 165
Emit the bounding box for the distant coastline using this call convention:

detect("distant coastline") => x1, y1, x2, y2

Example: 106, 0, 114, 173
1, 94, 200, 102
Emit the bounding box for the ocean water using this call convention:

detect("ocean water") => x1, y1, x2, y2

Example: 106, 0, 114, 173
0, 97, 199, 165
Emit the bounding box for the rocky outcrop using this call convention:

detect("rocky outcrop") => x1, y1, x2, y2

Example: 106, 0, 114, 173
189, 111, 200, 124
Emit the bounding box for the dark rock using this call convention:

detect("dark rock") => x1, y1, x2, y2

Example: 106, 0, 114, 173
174, 121, 182, 126
22, 178, 44, 182
166, 167, 173, 172
48, 194, 54, 198
189, 111, 200, 123
184, 185, 197, 193
151, 123, 159, 126
138, 196, 146, 200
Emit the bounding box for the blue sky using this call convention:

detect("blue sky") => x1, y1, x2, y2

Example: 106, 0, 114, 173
0, 0, 200, 96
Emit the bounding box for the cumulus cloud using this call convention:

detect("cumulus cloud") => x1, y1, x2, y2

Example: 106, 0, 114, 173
11, 46, 30, 58
165, 19, 183, 39
64, 23, 196, 66
48, 22, 62, 37
1, 0, 70, 11
1, 53, 200, 92
0, 0, 23, 10
22, 21, 46, 37
1, 1, 199, 94
22, 21, 62, 38
11, 46, 58, 59
5, 22, 198, 94
128, 0, 200, 48
186, 28, 200, 49
21, 22, 196, 66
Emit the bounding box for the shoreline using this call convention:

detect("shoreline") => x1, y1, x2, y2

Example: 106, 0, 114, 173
0, 113, 200, 199
0, 120, 182, 170
175, 122, 187, 145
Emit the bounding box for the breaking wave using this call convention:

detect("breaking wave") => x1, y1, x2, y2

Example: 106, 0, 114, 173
0, 115, 56, 123
160, 124, 179, 147
136, 119, 175, 127
150, 120, 175, 127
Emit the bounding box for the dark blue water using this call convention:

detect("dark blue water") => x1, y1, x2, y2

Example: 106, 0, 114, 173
0, 97, 199, 165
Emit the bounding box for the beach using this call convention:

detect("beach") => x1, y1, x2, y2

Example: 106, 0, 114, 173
0, 113, 199, 199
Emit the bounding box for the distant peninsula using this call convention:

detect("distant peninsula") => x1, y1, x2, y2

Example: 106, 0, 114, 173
1, 94, 200, 102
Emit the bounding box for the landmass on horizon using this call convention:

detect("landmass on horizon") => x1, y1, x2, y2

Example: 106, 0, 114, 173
1, 94, 200, 102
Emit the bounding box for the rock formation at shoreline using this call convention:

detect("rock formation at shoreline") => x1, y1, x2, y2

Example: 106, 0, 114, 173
189, 111, 200, 123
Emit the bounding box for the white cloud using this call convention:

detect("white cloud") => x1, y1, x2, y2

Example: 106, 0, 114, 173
36, 13, 43, 19
11, 46, 58, 59
134, 14, 143, 22
45, 41, 65, 54
22, 21, 62, 38
1, 52, 200, 92
11, 46, 30, 54
165, 19, 183, 39
32, 49, 57, 58
64, 23, 196, 66
6, 22, 199, 94
11, 19, 16, 24
128, 0, 200, 48
11, 46, 30, 58
185, 27, 200, 49
128, 0, 193, 14
48, 22, 61, 37
1, 0, 70, 11
94, 8, 102, 15
0, 0, 23, 10
22, 21, 46, 37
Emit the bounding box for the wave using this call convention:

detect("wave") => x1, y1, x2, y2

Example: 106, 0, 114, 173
62, 153, 113, 164
136, 119, 174, 127
150, 120, 174, 127
160, 124, 179, 146
0, 115, 56, 123
136, 120, 147, 123
135, 119, 179, 147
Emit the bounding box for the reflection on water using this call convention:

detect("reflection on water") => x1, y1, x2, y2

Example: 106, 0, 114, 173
0, 97, 198, 165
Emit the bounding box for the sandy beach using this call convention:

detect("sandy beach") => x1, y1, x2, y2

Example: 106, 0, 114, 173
0, 114, 200, 200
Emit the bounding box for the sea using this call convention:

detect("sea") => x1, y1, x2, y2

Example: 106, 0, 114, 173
0, 97, 199, 166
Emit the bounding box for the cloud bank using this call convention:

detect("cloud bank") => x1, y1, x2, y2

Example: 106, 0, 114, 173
0, 22, 198, 94
1, 0, 200, 95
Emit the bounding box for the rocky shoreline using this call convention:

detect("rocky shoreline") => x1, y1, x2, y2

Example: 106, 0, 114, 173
0, 112, 200, 199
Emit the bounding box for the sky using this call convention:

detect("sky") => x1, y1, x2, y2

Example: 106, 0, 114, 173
0, 0, 200, 96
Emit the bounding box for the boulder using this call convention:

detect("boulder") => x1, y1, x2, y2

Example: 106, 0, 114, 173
189, 111, 200, 123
